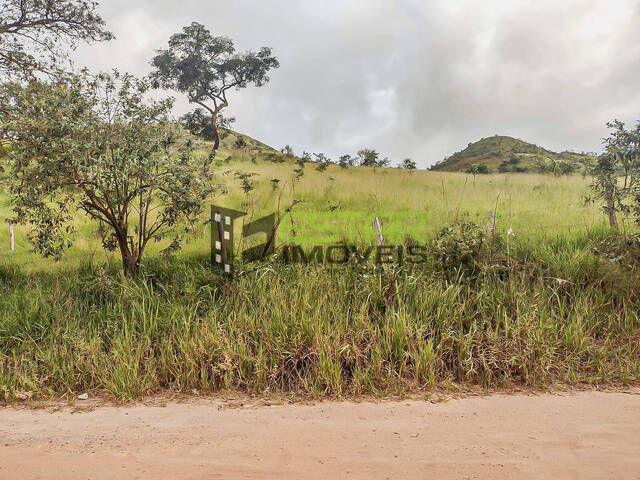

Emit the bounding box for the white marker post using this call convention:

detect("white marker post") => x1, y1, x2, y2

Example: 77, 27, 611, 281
9, 223, 15, 251
373, 217, 384, 246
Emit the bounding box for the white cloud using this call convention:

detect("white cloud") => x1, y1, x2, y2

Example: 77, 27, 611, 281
72, 0, 640, 167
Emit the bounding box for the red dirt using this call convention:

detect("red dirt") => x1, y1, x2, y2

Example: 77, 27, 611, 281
0, 391, 639, 479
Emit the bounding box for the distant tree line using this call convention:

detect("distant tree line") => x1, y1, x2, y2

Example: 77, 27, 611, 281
276, 146, 417, 172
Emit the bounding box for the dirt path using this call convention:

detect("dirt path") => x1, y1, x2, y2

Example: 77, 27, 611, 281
0, 391, 639, 479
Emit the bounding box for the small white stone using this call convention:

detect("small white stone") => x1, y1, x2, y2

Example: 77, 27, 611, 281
77, 393, 89, 400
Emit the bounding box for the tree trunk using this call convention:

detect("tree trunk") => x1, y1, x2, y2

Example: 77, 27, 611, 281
605, 186, 618, 229
116, 235, 140, 279
122, 253, 139, 280
211, 113, 220, 153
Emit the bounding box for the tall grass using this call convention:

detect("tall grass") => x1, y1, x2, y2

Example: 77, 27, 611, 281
0, 240, 638, 401
0, 155, 638, 401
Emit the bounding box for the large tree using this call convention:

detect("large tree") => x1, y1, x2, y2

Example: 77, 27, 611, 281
0, 0, 113, 78
1, 70, 219, 278
150, 22, 279, 153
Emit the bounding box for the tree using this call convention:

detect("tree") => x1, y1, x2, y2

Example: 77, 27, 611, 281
1, 70, 219, 278
294, 151, 310, 180
376, 156, 390, 168
338, 154, 354, 169
590, 120, 640, 229
150, 22, 279, 153
466, 164, 489, 175
313, 152, 331, 172
0, 0, 113, 78
356, 148, 379, 167
356, 148, 389, 168
398, 158, 416, 172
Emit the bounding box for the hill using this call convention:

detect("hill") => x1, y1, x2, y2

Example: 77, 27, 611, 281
218, 129, 280, 156
431, 135, 596, 174
190, 128, 282, 161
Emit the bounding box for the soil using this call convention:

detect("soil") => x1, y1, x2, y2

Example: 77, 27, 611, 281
0, 390, 639, 479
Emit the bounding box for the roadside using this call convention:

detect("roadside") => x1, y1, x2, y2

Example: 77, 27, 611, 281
1, 390, 639, 479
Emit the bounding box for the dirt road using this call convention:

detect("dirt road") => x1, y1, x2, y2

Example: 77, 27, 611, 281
0, 391, 638, 479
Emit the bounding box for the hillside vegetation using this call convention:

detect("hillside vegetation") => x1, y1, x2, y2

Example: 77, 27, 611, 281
431, 135, 596, 174
0, 132, 608, 271
2, 132, 640, 402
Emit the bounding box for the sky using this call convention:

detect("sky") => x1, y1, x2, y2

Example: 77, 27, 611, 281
73, 0, 640, 168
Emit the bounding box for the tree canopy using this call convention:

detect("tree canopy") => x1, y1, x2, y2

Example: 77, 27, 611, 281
1, 70, 219, 278
0, 0, 113, 78
150, 22, 279, 153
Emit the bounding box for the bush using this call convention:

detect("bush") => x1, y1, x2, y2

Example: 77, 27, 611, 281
466, 164, 489, 175
234, 137, 247, 149
431, 220, 485, 275
592, 233, 640, 271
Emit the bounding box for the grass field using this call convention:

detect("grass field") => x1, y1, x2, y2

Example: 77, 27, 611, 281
0, 145, 608, 270
1, 137, 639, 402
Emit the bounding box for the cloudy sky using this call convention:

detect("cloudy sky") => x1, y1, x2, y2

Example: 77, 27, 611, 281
73, 0, 640, 168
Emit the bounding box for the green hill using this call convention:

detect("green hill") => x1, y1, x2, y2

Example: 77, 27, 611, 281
431, 135, 596, 174
190, 129, 281, 160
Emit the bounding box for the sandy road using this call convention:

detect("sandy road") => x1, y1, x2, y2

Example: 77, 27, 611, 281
0, 391, 639, 479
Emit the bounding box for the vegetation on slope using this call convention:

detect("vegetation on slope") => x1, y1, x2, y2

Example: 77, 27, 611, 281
431, 135, 596, 174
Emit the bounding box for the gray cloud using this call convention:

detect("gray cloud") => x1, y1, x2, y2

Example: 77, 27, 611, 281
73, 0, 640, 167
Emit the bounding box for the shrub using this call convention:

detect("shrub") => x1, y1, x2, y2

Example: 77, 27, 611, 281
234, 136, 247, 149
466, 164, 489, 175
592, 233, 640, 271
431, 220, 485, 275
